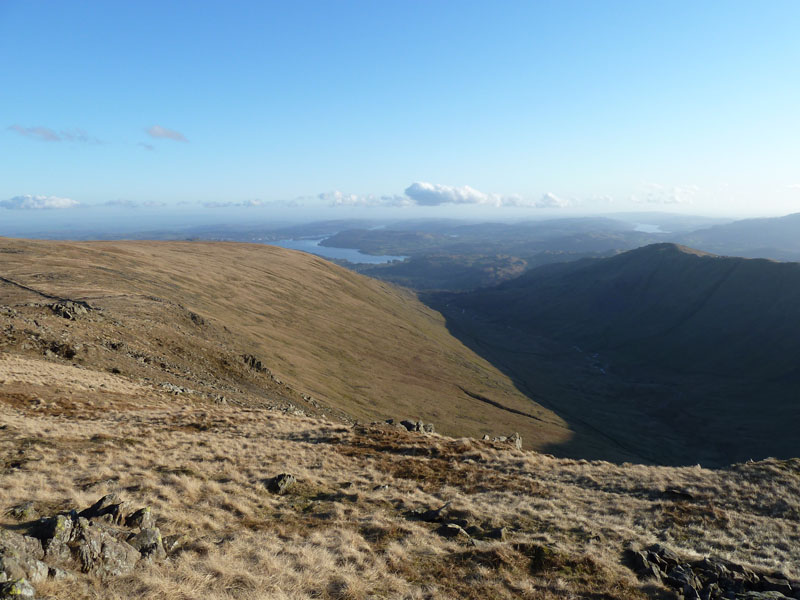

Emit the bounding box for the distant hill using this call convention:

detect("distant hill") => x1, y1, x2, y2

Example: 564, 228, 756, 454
435, 243, 800, 465
458, 243, 800, 378
677, 212, 800, 260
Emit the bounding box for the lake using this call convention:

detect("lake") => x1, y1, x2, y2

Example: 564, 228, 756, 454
267, 237, 408, 264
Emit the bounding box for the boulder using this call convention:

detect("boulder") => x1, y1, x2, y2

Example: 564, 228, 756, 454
72, 517, 140, 577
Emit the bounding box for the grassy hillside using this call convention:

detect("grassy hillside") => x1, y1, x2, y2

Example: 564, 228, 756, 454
1, 354, 798, 599
0, 237, 569, 451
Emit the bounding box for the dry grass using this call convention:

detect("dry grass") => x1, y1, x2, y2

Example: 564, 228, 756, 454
1, 355, 798, 599
0, 237, 571, 452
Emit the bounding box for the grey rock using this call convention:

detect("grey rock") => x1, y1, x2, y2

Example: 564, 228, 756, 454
127, 528, 166, 561
0, 531, 43, 561
422, 423, 435, 434
436, 523, 470, 539
267, 473, 296, 495
399, 420, 417, 432
0, 554, 48, 585
0, 579, 36, 599
508, 432, 523, 450
125, 507, 154, 530
47, 566, 74, 580
73, 517, 140, 577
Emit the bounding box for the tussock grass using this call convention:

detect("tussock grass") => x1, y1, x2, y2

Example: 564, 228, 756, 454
1, 356, 798, 599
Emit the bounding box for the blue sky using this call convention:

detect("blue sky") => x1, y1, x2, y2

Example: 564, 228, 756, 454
2, 0, 800, 230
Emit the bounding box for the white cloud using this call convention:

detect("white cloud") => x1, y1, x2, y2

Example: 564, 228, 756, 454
404, 182, 491, 206
632, 183, 699, 205
533, 192, 571, 208
787, 184, 800, 190
402, 182, 570, 208
1, 195, 79, 210
146, 125, 188, 142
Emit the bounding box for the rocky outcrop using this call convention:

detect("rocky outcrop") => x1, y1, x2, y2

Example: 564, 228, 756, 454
1, 495, 176, 599
482, 432, 523, 450
48, 301, 90, 320
626, 543, 800, 600
399, 420, 435, 434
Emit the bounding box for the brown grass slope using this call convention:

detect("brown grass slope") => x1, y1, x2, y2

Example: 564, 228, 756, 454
1, 354, 798, 599
0, 237, 568, 450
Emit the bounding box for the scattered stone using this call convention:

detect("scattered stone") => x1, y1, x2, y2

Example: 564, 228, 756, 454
162, 534, 185, 554
416, 502, 451, 523
242, 354, 268, 372
7, 503, 37, 522
267, 473, 296, 495
485, 526, 507, 540
508, 432, 522, 450
626, 544, 790, 600
436, 523, 470, 539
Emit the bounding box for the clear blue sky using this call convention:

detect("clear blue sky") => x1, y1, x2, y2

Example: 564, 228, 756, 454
2, 0, 800, 229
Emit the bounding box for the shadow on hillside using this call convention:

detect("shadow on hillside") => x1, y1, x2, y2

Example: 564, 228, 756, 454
419, 292, 800, 468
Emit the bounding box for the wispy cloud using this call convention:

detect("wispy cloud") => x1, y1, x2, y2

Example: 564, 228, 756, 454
103, 199, 166, 209
202, 199, 263, 208
318, 191, 411, 208
138, 142, 155, 151
8, 125, 61, 141
146, 125, 188, 142
632, 183, 699, 205
787, 184, 800, 190
1, 195, 79, 210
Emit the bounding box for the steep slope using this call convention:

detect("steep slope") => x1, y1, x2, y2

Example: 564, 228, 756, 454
0, 237, 568, 451
457, 243, 800, 378
434, 244, 800, 465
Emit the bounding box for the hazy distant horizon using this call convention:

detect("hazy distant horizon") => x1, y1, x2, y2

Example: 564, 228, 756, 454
3, 1, 800, 227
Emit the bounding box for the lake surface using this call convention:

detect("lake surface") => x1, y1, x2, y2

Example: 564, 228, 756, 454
633, 223, 666, 233
268, 237, 408, 264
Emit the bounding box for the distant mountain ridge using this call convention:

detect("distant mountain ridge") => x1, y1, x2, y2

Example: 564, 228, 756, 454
677, 212, 800, 260
457, 243, 800, 379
